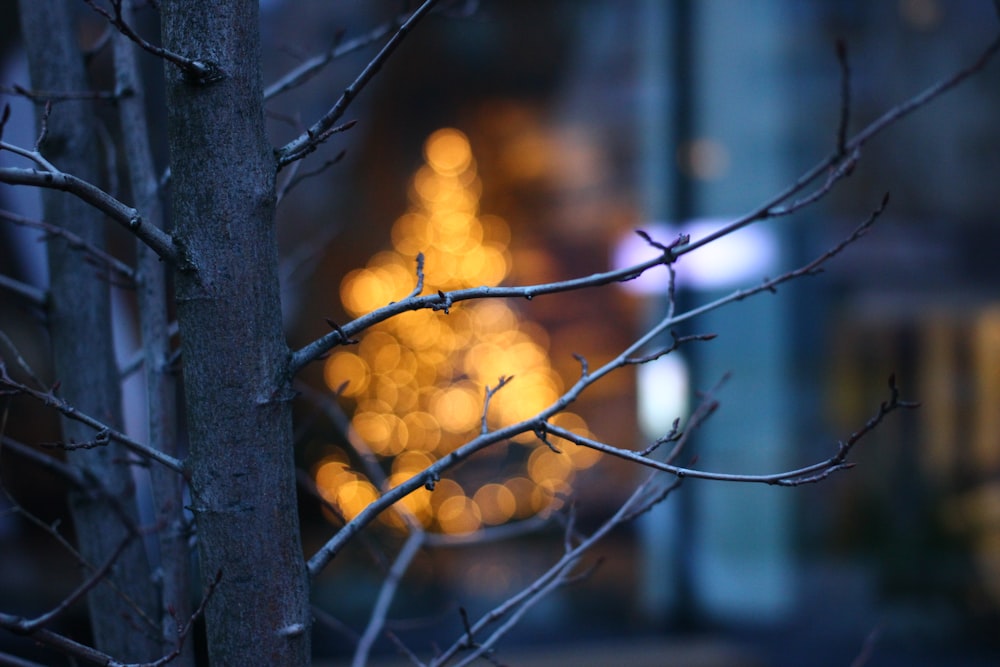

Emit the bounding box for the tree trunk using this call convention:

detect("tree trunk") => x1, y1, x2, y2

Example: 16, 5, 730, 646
17, 1, 160, 661
160, 1, 311, 664
112, 2, 194, 664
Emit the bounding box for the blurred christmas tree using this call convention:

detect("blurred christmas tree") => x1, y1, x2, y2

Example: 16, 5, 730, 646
318, 129, 600, 533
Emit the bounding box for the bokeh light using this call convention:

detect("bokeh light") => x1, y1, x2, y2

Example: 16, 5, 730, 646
320, 128, 602, 533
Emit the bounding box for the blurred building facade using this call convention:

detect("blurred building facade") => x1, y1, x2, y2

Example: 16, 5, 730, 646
299, 1, 1000, 663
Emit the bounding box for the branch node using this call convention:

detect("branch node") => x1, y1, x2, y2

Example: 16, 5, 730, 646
324, 318, 358, 345
434, 289, 452, 313
423, 471, 440, 491
183, 60, 227, 86
534, 423, 561, 453
277, 623, 307, 638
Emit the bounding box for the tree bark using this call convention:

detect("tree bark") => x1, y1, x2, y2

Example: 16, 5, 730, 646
160, 1, 311, 664
17, 1, 160, 661
111, 2, 193, 664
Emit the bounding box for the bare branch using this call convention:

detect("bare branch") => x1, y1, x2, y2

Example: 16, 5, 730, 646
650, 373, 726, 464
299, 379, 555, 660
264, 17, 409, 101
545, 374, 917, 487
432, 473, 682, 667
2, 443, 153, 558
0, 103, 9, 144
624, 330, 717, 365
138, 570, 221, 667
1, 435, 88, 489
276, 0, 441, 168
677, 33, 1000, 258
82, 0, 225, 84
0, 274, 46, 307
311, 605, 360, 646
0, 167, 178, 264
0, 486, 144, 666
0, 83, 119, 103
634, 228, 688, 252
0, 650, 49, 667
14, 536, 133, 633
407, 252, 426, 300
302, 379, 547, 662
32, 102, 52, 154
0, 363, 185, 473
385, 631, 427, 667
835, 39, 851, 156
0, 568, 219, 667
276, 149, 346, 204
351, 531, 426, 667
0, 136, 56, 171
305, 198, 890, 576
290, 192, 885, 376
0, 619, 117, 666
665, 194, 887, 332
480, 375, 512, 435
288, 245, 676, 374
637, 418, 680, 458
0, 208, 136, 286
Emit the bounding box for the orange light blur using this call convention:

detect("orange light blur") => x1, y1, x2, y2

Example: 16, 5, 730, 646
321, 128, 601, 533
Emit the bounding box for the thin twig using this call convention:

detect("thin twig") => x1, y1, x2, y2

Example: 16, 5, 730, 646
656, 373, 727, 464
545, 373, 917, 487
0, 363, 185, 473
407, 252, 426, 299
835, 39, 851, 156
311, 605, 361, 645
276, 149, 346, 204
138, 570, 222, 667
0, 208, 136, 285
624, 330, 717, 365
264, 18, 404, 101
351, 531, 426, 667
0, 84, 119, 103
0, 566, 221, 667
0, 649, 49, 667
0, 167, 177, 264
0, 274, 46, 308
82, 0, 224, 84
676, 32, 1000, 258
32, 101, 52, 154
0, 619, 117, 666
0, 104, 9, 143
1, 435, 87, 489
16, 536, 133, 632
277, 0, 441, 168
304, 199, 891, 575
0, 456, 163, 644
385, 631, 427, 667
432, 471, 681, 667
290, 191, 885, 376
480, 375, 512, 435
637, 418, 680, 458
